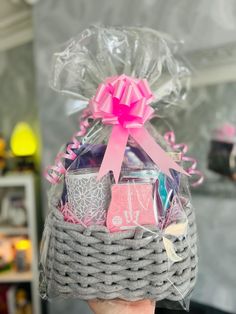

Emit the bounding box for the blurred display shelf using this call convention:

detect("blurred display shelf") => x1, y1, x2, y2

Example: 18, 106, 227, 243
0, 174, 41, 314
0, 0, 33, 51
0, 174, 33, 187
0, 269, 32, 283
0, 226, 28, 235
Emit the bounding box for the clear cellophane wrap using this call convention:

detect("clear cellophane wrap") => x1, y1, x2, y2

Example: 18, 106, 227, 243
39, 25, 199, 311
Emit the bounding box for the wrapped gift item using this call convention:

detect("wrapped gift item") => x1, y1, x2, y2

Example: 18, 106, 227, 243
40, 25, 202, 311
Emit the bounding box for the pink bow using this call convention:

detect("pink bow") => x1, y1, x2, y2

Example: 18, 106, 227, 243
90, 75, 188, 182
90, 75, 154, 128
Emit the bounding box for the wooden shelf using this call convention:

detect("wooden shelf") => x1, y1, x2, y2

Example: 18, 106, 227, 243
0, 226, 28, 235
0, 174, 33, 187
0, 270, 32, 283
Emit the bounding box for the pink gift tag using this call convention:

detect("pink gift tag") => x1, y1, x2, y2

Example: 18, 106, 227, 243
106, 183, 157, 232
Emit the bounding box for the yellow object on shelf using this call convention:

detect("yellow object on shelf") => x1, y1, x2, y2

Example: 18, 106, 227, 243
10, 122, 37, 157
15, 238, 32, 272
15, 239, 31, 251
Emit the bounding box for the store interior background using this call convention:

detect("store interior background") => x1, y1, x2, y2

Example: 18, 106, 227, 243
0, 0, 235, 313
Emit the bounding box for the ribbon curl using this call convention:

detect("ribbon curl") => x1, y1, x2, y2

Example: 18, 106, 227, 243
164, 131, 204, 187
45, 109, 92, 184
90, 75, 188, 182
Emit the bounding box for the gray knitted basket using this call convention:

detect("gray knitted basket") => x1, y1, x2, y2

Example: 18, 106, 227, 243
40, 202, 197, 302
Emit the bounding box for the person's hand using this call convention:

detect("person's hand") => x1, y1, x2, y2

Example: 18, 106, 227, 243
88, 299, 155, 314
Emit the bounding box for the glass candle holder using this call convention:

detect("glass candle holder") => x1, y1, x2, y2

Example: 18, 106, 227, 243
65, 169, 112, 226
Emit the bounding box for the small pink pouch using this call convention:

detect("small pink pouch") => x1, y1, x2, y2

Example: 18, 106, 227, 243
106, 183, 157, 232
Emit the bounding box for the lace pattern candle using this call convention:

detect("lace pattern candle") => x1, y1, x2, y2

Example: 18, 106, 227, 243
65, 169, 111, 226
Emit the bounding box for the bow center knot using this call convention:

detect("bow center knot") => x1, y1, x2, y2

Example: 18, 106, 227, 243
90, 75, 154, 128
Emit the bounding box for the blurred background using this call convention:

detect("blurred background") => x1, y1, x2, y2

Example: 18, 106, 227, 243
0, 0, 235, 313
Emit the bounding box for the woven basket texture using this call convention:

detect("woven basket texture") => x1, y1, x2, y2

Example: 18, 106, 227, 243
40, 202, 198, 301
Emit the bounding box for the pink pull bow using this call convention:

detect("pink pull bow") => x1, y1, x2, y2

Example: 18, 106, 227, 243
90, 75, 188, 182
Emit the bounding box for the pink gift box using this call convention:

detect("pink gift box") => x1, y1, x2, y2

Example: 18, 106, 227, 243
106, 183, 157, 232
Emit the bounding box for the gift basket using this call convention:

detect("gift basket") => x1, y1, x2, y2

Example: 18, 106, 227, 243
39, 25, 203, 310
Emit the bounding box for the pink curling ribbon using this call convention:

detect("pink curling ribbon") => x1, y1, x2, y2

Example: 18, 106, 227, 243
164, 131, 204, 187
45, 109, 92, 184
60, 202, 87, 227
90, 74, 189, 182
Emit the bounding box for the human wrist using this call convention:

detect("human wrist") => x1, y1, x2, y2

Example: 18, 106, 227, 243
88, 299, 155, 314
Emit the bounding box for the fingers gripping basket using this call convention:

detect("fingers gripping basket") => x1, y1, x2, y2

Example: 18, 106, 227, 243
40, 200, 197, 302
40, 25, 201, 310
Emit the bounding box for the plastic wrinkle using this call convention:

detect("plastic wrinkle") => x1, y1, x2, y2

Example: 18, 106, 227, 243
164, 131, 204, 187
50, 26, 190, 108
45, 109, 92, 184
